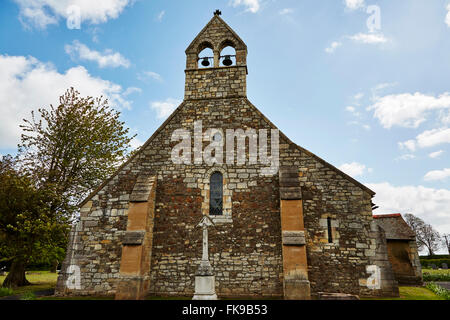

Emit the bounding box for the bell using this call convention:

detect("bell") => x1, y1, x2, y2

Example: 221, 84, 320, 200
223, 55, 233, 66
201, 57, 210, 67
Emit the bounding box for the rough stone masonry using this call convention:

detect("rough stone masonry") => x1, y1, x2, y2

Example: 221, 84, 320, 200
56, 13, 399, 299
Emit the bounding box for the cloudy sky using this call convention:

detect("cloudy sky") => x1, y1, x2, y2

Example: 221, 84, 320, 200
0, 1, 449, 251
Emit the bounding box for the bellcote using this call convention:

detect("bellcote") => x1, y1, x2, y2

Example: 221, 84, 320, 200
184, 12, 248, 100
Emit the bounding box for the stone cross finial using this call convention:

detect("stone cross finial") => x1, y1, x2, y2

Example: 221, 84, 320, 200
196, 215, 214, 276
214, 10, 222, 16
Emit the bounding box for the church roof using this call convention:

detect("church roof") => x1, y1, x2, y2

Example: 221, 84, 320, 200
373, 214, 416, 240
185, 14, 247, 53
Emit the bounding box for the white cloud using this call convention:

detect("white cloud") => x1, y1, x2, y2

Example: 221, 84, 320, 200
446, 4, 450, 27
345, 106, 363, 118
395, 154, 416, 161
424, 168, 450, 182
368, 183, 450, 235
130, 136, 144, 150
157, 10, 165, 22
0, 54, 132, 149
279, 8, 293, 15
399, 128, 450, 152
348, 32, 388, 44
371, 82, 397, 98
123, 87, 142, 96
416, 127, 450, 148
325, 41, 342, 54
354, 93, 364, 100
338, 162, 371, 177
429, 150, 444, 159
346, 106, 356, 113
441, 111, 450, 124
150, 98, 181, 119
344, 0, 365, 10
368, 92, 450, 129
14, 0, 133, 29
398, 140, 417, 152
65, 40, 130, 68
230, 0, 260, 13
138, 71, 163, 82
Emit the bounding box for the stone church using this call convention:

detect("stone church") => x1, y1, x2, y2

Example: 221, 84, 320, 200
56, 13, 400, 300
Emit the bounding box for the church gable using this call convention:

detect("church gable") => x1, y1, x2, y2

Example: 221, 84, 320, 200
57, 12, 397, 300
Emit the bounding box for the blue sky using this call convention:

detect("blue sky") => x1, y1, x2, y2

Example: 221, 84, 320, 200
0, 0, 449, 248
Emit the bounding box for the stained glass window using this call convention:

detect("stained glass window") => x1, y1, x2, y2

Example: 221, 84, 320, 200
209, 172, 223, 216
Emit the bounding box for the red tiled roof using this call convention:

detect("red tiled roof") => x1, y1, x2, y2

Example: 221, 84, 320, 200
373, 214, 402, 219
372, 213, 416, 240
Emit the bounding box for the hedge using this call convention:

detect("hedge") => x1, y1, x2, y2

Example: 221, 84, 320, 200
420, 258, 450, 269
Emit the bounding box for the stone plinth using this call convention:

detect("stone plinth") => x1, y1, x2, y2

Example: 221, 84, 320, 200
193, 275, 218, 300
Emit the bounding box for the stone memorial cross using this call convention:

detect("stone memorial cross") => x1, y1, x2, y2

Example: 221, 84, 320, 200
196, 215, 214, 276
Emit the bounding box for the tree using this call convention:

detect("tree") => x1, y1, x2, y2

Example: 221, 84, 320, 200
19, 87, 135, 207
2, 87, 135, 287
0, 156, 70, 287
443, 234, 450, 255
404, 213, 441, 256
404, 214, 425, 252
421, 224, 441, 256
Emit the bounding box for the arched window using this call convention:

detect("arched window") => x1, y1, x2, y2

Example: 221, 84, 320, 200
219, 40, 236, 67
209, 172, 223, 216
198, 42, 214, 68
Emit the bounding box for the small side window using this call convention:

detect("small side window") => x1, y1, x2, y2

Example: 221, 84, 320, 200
327, 217, 333, 243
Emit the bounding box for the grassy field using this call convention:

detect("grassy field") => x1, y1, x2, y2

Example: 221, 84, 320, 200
362, 286, 444, 300
422, 268, 450, 282
422, 268, 450, 275
0, 270, 447, 300
0, 271, 58, 297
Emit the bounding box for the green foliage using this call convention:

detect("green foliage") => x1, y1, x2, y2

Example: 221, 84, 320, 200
420, 258, 450, 269
422, 269, 450, 282
426, 283, 450, 300
20, 291, 37, 300
0, 287, 13, 297
0, 157, 71, 269
0, 88, 135, 287
420, 254, 450, 259
18, 87, 135, 207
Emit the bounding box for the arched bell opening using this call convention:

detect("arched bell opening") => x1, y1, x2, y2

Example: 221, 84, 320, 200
219, 45, 236, 67
197, 42, 214, 69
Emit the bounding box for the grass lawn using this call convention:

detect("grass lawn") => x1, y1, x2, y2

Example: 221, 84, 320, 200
0, 271, 58, 297
0, 270, 446, 300
422, 268, 450, 282
362, 286, 445, 300
422, 268, 450, 276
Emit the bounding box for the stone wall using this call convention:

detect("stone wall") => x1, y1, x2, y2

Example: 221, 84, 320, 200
184, 66, 247, 100
56, 96, 389, 298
